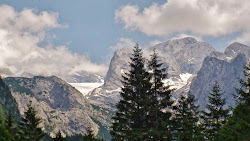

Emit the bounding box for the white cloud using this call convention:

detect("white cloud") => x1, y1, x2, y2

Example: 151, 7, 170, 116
0, 5, 107, 77
230, 32, 250, 45
115, 0, 250, 43
148, 40, 162, 47
110, 38, 135, 51
171, 33, 203, 41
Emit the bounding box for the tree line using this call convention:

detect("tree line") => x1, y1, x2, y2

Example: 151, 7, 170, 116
111, 43, 250, 141
0, 43, 249, 141
0, 100, 106, 141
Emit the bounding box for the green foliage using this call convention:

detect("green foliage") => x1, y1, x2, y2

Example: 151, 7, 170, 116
53, 130, 65, 141
235, 63, 250, 105
201, 82, 229, 140
111, 43, 152, 140
0, 77, 20, 120
0, 105, 11, 141
0, 104, 5, 123
4, 112, 20, 141
0, 124, 11, 141
83, 127, 98, 141
111, 46, 176, 140
65, 134, 83, 141
147, 49, 174, 140
91, 118, 111, 141
18, 101, 45, 141
173, 93, 201, 141
219, 63, 250, 141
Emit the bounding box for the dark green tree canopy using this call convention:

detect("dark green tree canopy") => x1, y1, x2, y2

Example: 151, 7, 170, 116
18, 101, 45, 141
146, 49, 174, 140
83, 126, 98, 141
111, 45, 175, 141
111, 43, 152, 141
219, 63, 250, 140
53, 130, 65, 141
202, 81, 229, 140
173, 93, 200, 141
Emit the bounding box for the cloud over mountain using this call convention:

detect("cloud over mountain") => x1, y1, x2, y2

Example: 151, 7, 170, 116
115, 0, 250, 44
0, 5, 107, 77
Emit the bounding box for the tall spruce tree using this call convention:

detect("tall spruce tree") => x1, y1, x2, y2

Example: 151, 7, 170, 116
219, 63, 250, 140
18, 101, 45, 141
202, 82, 229, 140
173, 93, 201, 141
147, 49, 174, 140
111, 43, 152, 141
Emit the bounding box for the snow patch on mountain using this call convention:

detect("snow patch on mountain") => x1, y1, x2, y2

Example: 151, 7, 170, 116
70, 82, 104, 96
180, 73, 193, 83
163, 73, 193, 90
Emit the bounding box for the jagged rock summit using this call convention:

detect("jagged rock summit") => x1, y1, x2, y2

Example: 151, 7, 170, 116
189, 42, 249, 109
88, 37, 216, 105
224, 42, 250, 58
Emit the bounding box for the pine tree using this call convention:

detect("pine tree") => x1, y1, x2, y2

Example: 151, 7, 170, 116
0, 124, 11, 141
111, 43, 152, 141
4, 112, 19, 141
202, 82, 229, 140
0, 105, 11, 141
147, 49, 174, 140
83, 126, 98, 141
173, 93, 201, 141
235, 63, 250, 105
18, 101, 45, 141
5, 113, 14, 131
219, 63, 250, 140
53, 130, 65, 141
100, 137, 106, 141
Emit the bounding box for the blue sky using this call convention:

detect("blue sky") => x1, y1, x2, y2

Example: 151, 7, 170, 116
0, 0, 249, 76
0, 0, 167, 63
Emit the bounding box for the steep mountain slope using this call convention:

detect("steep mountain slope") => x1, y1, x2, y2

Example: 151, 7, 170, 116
149, 37, 215, 75
224, 42, 250, 58
0, 76, 20, 119
20, 71, 104, 83
88, 37, 216, 105
189, 42, 249, 109
190, 54, 247, 109
3, 76, 110, 137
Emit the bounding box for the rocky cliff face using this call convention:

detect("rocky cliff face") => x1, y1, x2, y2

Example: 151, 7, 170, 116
88, 37, 216, 105
103, 48, 132, 90
224, 42, 250, 58
150, 37, 215, 75
0, 76, 20, 119
3, 76, 109, 137
89, 38, 249, 111
189, 42, 249, 109
20, 71, 104, 83
62, 71, 104, 83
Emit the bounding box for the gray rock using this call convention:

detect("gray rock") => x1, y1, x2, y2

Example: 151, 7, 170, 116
4, 76, 109, 137
225, 42, 250, 58
0, 68, 14, 78
89, 37, 216, 105
189, 53, 247, 109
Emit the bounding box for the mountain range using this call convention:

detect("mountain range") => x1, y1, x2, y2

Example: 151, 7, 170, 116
88, 37, 249, 109
0, 37, 249, 140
